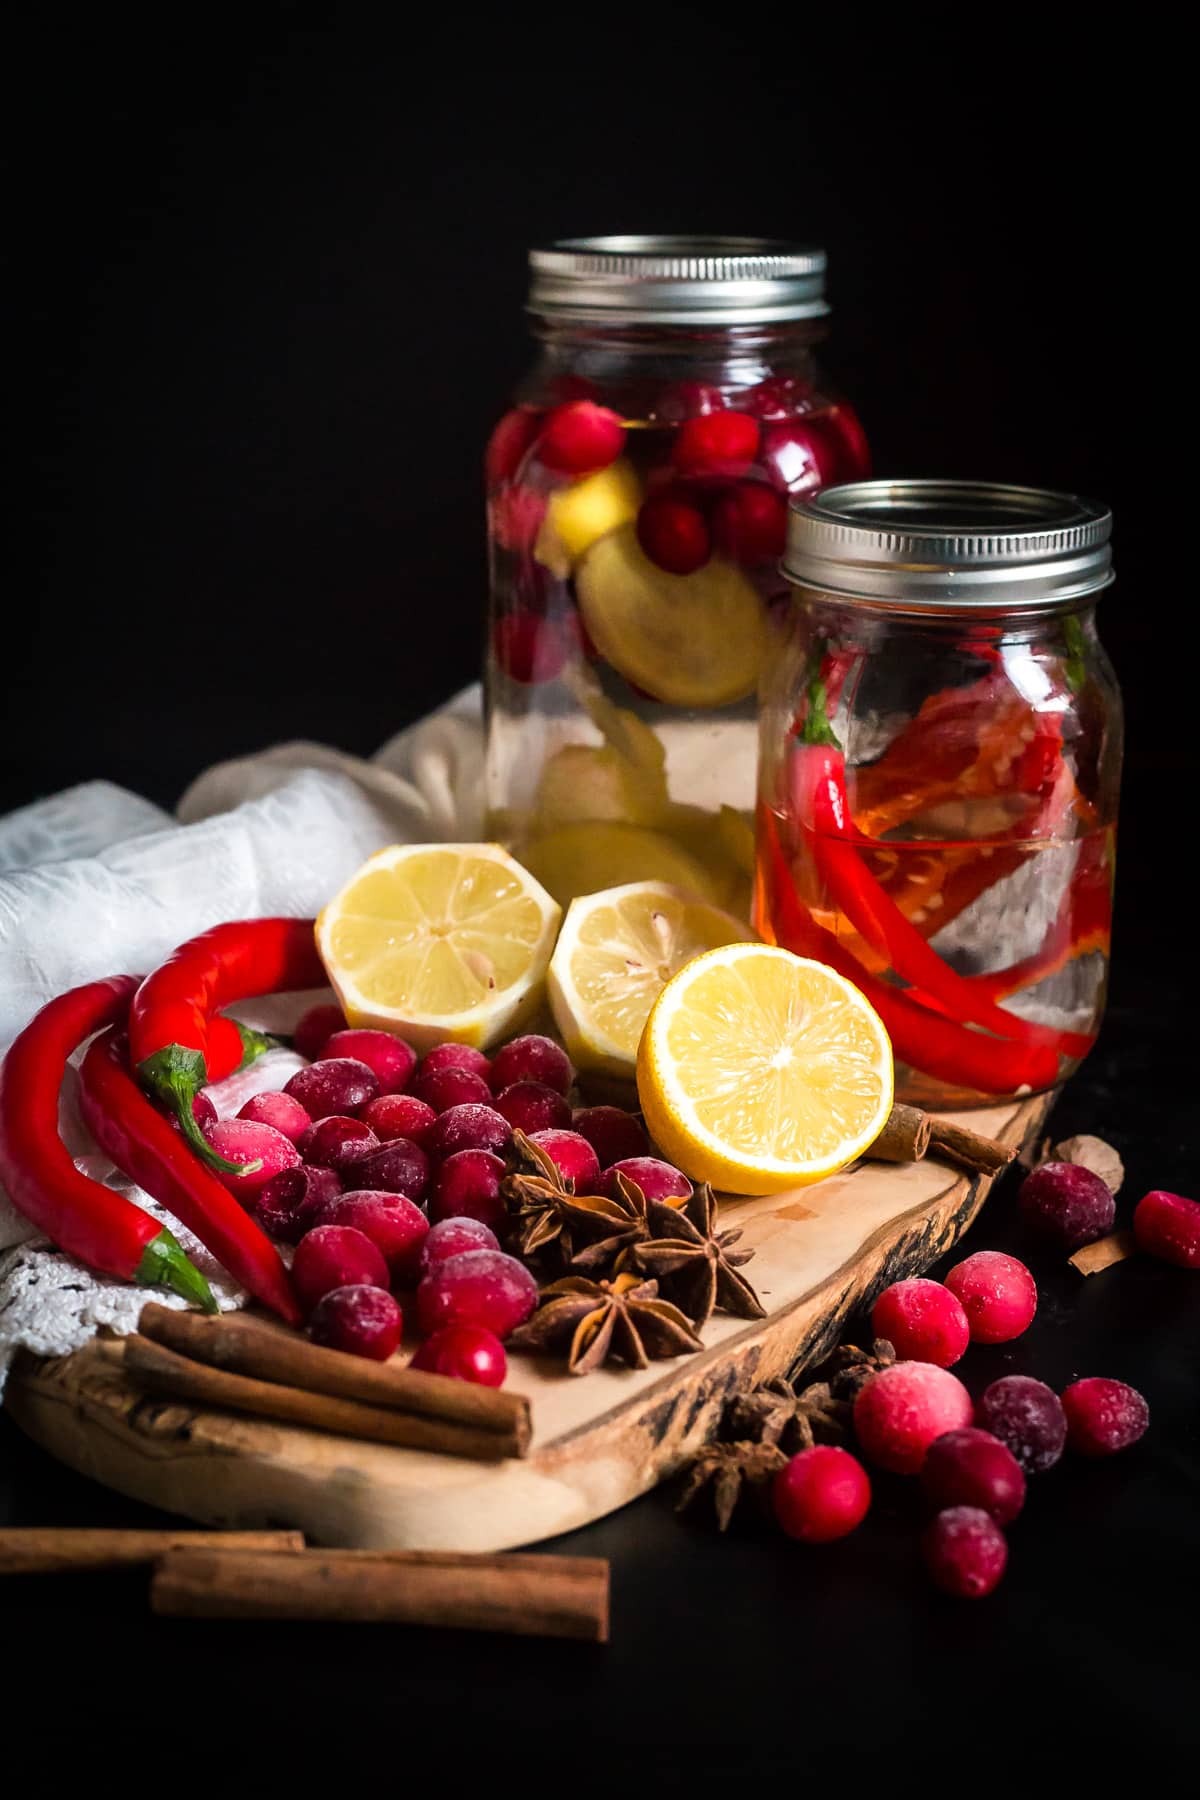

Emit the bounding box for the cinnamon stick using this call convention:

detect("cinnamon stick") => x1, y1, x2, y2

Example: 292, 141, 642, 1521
924, 1116, 1016, 1175
137, 1303, 530, 1445
869, 1104, 933, 1163
151, 1547, 610, 1642
0, 1527, 303, 1576
1069, 1230, 1138, 1276
123, 1334, 527, 1461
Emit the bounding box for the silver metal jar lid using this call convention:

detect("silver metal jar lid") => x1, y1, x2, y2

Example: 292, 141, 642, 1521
527, 236, 828, 326
784, 480, 1114, 614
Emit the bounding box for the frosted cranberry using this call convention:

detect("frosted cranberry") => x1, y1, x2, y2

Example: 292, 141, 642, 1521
605, 1156, 692, 1205
176, 1091, 217, 1134
292, 1003, 345, 1062
298, 1115, 378, 1169
921, 1428, 1025, 1525
494, 1081, 572, 1137
653, 381, 726, 424
761, 418, 839, 496
853, 1361, 973, 1475
205, 1119, 301, 1200
309, 1285, 402, 1361
922, 1506, 1007, 1599
321, 1029, 416, 1096
342, 1137, 430, 1202
284, 1057, 380, 1120
411, 1065, 494, 1114
710, 483, 788, 566
430, 1149, 507, 1228
528, 1129, 602, 1190
489, 486, 547, 556
237, 1090, 312, 1144
1133, 1189, 1200, 1268
672, 411, 759, 476
976, 1375, 1067, 1474
945, 1251, 1037, 1344
537, 400, 625, 476
1019, 1161, 1116, 1252
415, 1248, 538, 1339
488, 1035, 573, 1097
420, 1043, 492, 1082
318, 1191, 429, 1283
485, 407, 542, 486
411, 1324, 507, 1387
772, 1445, 871, 1543
635, 495, 711, 575
870, 1278, 970, 1368
292, 1225, 390, 1315
256, 1165, 341, 1244
1061, 1377, 1149, 1457
427, 1103, 512, 1162
418, 1216, 500, 1277
492, 612, 569, 686
570, 1106, 649, 1168
360, 1093, 437, 1148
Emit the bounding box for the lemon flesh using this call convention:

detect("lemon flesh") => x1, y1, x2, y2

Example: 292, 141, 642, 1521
534, 461, 642, 575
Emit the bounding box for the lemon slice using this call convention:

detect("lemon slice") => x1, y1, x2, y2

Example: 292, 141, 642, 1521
316, 843, 561, 1052
576, 524, 767, 708
547, 881, 755, 1079
637, 943, 893, 1194
521, 821, 724, 910
534, 460, 642, 575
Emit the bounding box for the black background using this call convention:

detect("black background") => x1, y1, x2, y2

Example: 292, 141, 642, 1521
7, 12, 1197, 1775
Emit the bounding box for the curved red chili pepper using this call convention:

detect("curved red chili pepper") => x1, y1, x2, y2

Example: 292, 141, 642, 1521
204, 1014, 283, 1084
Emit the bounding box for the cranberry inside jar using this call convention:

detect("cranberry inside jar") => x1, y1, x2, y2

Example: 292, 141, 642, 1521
485, 237, 870, 915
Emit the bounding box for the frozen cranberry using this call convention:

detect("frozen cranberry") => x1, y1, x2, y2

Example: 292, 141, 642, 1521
494, 1080, 572, 1137
944, 1251, 1037, 1345
671, 411, 759, 476
1019, 1161, 1116, 1252
853, 1361, 973, 1475
1061, 1377, 1149, 1457
175, 1091, 217, 1135
205, 1118, 301, 1200
870, 1278, 970, 1368
309, 1285, 403, 1362
321, 1029, 416, 1096
489, 486, 547, 556
411, 1324, 507, 1387
318, 1191, 429, 1283
237, 1089, 312, 1145
298, 1115, 378, 1169
284, 1057, 380, 1120
570, 1105, 649, 1169
921, 1428, 1025, 1525
485, 407, 543, 486
430, 1149, 507, 1228
635, 495, 711, 575
418, 1215, 500, 1277
772, 1445, 872, 1543
292, 1224, 390, 1316
653, 381, 726, 423
1133, 1189, 1200, 1268
411, 1065, 494, 1114
256, 1165, 341, 1244
427, 1103, 512, 1162
360, 1093, 437, 1148
521, 1128, 599, 1191
922, 1506, 1007, 1599
536, 400, 625, 476
710, 483, 788, 566
420, 1043, 492, 1082
761, 418, 839, 496
292, 1003, 345, 1062
605, 1156, 692, 1205
492, 612, 569, 686
489, 1034, 573, 1097
415, 1248, 538, 1339
976, 1375, 1067, 1474
342, 1137, 430, 1203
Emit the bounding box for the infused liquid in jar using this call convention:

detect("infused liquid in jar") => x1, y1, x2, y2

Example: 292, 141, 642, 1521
756, 481, 1121, 1108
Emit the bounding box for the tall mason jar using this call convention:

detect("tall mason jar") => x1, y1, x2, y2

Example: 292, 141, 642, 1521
484, 237, 870, 915
756, 481, 1121, 1109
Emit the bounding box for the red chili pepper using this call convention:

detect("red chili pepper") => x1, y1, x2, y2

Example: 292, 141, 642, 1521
0, 978, 216, 1309
79, 1028, 301, 1324
204, 1014, 282, 1084
129, 919, 325, 1173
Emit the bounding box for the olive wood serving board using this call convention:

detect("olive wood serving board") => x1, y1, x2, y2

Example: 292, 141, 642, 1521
4, 1095, 1049, 1553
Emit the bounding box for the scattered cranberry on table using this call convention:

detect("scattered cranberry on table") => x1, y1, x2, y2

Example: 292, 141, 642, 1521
921, 1428, 1026, 1525
570, 1105, 649, 1168
430, 1148, 508, 1228
321, 1028, 416, 1095
342, 1137, 430, 1202
1133, 1188, 1200, 1268
944, 1250, 1037, 1344
284, 1057, 380, 1120
418, 1216, 501, 1276
298, 1115, 377, 1169
183, 1091, 218, 1134
494, 1080, 573, 1137
870, 1278, 970, 1368
309, 1284, 403, 1361
975, 1375, 1067, 1474
359, 1093, 438, 1147
415, 1248, 539, 1339
1018, 1161, 1116, 1253
419, 1043, 493, 1082
316, 1191, 429, 1284
488, 1034, 573, 1098
1061, 1377, 1149, 1457
411, 1324, 508, 1388
772, 1445, 872, 1544
292, 1003, 345, 1062
852, 1361, 974, 1475
204, 1118, 300, 1199
604, 1156, 692, 1205
411, 1064, 494, 1114
256, 1164, 341, 1244
292, 1224, 390, 1315
236, 1089, 312, 1144
529, 1128, 602, 1189
922, 1506, 1008, 1599
427, 1103, 512, 1162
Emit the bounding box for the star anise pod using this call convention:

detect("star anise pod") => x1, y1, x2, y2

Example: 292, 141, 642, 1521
676, 1440, 788, 1532
817, 1336, 897, 1401
509, 1271, 703, 1376
559, 1170, 664, 1274
501, 1131, 577, 1261
632, 1183, 765, 1328
725, 1374, 850, 1452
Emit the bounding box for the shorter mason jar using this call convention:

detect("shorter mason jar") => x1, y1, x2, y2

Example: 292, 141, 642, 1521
756, 481, 1121, 1110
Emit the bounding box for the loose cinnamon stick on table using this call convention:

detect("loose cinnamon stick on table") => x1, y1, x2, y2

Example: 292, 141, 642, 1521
868, 1103, 1014, 1174
868, 1104, 933, 1164
151, 1547, 610, 1643
123, 1334, 526, 1461
0, 1528, 303, 1576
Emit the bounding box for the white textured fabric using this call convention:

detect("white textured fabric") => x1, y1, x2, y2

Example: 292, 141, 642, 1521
0, 686, 484, 1390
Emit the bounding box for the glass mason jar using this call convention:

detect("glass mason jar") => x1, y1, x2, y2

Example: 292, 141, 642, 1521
484, 236, 870, 916
756, 481, 1121, 1110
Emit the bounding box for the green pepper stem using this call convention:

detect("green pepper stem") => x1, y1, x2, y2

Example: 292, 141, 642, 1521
234, 1022, 285, 1071
796, 645, 842, 750
137, 1045, 263, 1178
136, 1228, 218, 1312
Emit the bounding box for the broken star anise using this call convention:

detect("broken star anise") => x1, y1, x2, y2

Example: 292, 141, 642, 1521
676, 1439, 788, 1532
632, 1183, 765, 1328
509, 1271, 703, 1376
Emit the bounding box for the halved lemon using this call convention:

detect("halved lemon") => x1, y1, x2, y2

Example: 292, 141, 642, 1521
637, 943, 893, 1194
316, 843, 561, 1052
534, 460, 642, 575
547, 881, 755, 1079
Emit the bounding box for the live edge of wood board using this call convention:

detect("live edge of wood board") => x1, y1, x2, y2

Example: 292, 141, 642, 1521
4, 1094, 1050, 1554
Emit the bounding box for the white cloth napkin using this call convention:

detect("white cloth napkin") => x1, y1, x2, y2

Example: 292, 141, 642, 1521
0, 685, 484, 1390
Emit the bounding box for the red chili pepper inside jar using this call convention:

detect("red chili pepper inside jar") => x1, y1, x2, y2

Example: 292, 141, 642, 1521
756, 480, 1121, 1109
484, 236, 870, 915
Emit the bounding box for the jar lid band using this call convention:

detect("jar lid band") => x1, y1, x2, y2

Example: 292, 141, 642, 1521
527, 237, 829, 325
784, 480, 1114, 613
